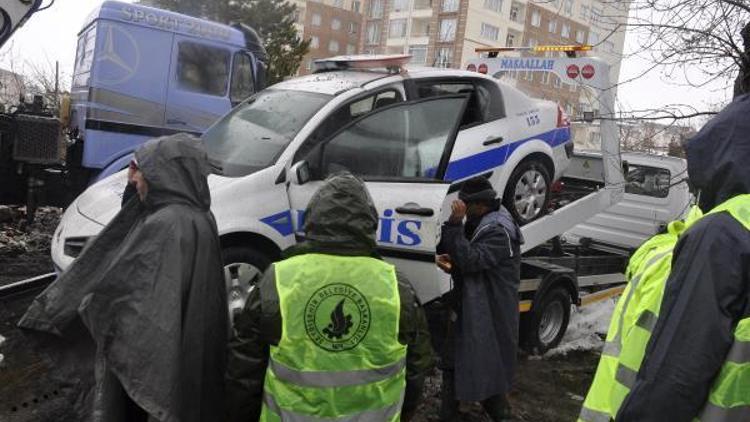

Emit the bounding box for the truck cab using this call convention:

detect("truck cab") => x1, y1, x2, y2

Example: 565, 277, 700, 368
69, 1, 267, 184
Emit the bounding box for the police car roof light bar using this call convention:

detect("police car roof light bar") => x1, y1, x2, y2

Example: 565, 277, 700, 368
313, 54, 411, 73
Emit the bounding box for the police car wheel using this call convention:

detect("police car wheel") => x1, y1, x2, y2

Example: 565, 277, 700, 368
522, 287, 571, 355
503, 160, 551, 225
222, 246, 271, 327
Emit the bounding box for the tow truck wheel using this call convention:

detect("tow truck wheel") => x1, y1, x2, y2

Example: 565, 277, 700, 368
503, 160, 551, 225
521, 286, 571, 355
222, 246, 271, 328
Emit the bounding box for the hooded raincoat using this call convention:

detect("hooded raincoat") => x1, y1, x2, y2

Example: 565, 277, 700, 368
439, 206, 523, 401
225, 173, 434, 421
18, 134, 228, 422
616, 94, 750, 421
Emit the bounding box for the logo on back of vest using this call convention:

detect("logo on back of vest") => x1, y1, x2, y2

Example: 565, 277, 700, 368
305, 283, 371, 352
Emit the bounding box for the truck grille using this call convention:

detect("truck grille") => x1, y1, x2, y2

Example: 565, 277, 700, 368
12, 114, 65, 164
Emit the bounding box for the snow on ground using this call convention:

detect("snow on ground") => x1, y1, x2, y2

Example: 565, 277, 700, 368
546, 298, 617, 357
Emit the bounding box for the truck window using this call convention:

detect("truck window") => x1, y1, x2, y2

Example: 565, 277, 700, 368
73, 24, 97, 87
415, 79, 504, 127
317, 97, 465, 179
295, 89, 403, 161
625, 165, 671, 198
176, 42, 230, 96
230, 53, 255, 104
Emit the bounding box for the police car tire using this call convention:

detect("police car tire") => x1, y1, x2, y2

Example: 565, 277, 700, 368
521, 286, 571, 355
221, 246, 272, 324
502, 159, 551, 226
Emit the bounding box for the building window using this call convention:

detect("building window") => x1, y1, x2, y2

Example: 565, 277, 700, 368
564, 0, 573, 15
366, 22, 381, 44
332, 18, 342, 30
541, 72, 549, 84
311, 13, 322, 26
409, 45, 428, 64
439, 18, 457, 41
389, 19, 407, 38
484, 0, 502, 14
480, 23, 499, 40
531, 10, 541, 27
352, 0, 361, 12
527, 37, 537, 47
561, 23, 571, 38
510, 4, 520, 22
580, 5, 589, 21
347, 44, 357, 54
576, 29, 585, 43
393, 0, 409, 11
369, 0, 384, 17
329, 40, 340, 53
349, 22, 359, 34
310, 36, 320, 49
589, 32, 599, 45
442, 0, 459, 13
548, 19, 557, 33
333, 0, 344, 7
553, 75, 561, 88
436, 47, 453, 68
592, 7, 603, 25
506, 32, 515, 46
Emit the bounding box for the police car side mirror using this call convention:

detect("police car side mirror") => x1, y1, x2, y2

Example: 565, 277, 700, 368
290, 161, 311, 185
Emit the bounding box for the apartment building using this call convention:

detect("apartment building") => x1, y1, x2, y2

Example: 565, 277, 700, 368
294, 0, 364, 74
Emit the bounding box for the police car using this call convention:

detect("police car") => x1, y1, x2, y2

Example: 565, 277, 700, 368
52, 55, 573, 317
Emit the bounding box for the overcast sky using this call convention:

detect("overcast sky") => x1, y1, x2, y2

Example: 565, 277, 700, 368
0, 0, 734, 126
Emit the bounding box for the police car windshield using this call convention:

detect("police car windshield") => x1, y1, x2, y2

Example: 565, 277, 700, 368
202, 89, 332, 177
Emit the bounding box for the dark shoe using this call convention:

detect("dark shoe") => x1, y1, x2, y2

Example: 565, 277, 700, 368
481, 394, 513, 422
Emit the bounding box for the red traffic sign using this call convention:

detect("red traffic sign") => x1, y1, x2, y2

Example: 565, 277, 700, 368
566, 65, 580, 79
478, 63, 488, 74
582, 64, 595, 79
467, 63, 477, 72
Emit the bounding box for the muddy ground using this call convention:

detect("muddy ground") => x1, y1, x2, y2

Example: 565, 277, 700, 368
0, 208, 600, 422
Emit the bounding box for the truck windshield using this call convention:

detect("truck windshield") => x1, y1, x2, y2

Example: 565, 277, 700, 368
202, 89, 332, 177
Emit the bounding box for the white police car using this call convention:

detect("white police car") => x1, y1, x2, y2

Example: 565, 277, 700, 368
52, 55, 573, 316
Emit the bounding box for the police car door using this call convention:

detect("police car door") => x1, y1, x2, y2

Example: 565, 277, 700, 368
286, 95, 468, 304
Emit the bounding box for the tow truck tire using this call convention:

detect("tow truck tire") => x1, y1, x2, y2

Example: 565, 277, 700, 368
222, 246, 271, 327
503, 159, 551, 225
521, 286, 571, 355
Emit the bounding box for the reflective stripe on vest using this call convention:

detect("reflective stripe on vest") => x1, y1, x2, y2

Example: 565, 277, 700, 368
260, 253, 406, 421
579, 206, 705, 422
698, 317, 750, 421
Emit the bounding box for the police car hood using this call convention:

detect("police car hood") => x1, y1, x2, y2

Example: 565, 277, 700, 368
685, 94, 750, 211
76, 167, 240, 226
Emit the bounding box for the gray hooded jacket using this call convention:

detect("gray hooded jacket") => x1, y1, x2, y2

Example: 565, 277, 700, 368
19, 133, 228, 422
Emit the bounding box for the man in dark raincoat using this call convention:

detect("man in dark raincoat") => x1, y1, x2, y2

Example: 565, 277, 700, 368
18, 133, 228, 421
225, 172, 434, 421
616, 95, 750, 420
437, 176, 523, 422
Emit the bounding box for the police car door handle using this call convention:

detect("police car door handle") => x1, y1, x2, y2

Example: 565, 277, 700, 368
483, 136, 504, 146
395, 206, 434, 217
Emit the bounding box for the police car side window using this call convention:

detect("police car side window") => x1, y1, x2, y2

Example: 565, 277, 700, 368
317, 97, 465, 180
294, 89, 403, 162
176, 42, 231, 96
416, 80, 505, 127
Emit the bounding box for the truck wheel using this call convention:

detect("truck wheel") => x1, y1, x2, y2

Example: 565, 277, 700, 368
222, 246, 271, 326
522, 287, 571, 355
503, 160, 551, 225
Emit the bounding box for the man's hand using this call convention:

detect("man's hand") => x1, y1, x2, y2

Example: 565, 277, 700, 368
436, 254, 453, 273
449, 199, 467, 224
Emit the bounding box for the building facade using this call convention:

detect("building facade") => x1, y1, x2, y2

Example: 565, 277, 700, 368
294, 0, 364, 74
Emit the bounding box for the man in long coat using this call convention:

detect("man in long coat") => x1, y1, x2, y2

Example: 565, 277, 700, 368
437, 176, 523, 422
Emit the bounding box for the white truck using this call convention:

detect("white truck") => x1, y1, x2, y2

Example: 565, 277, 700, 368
49, 49, 690, 353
